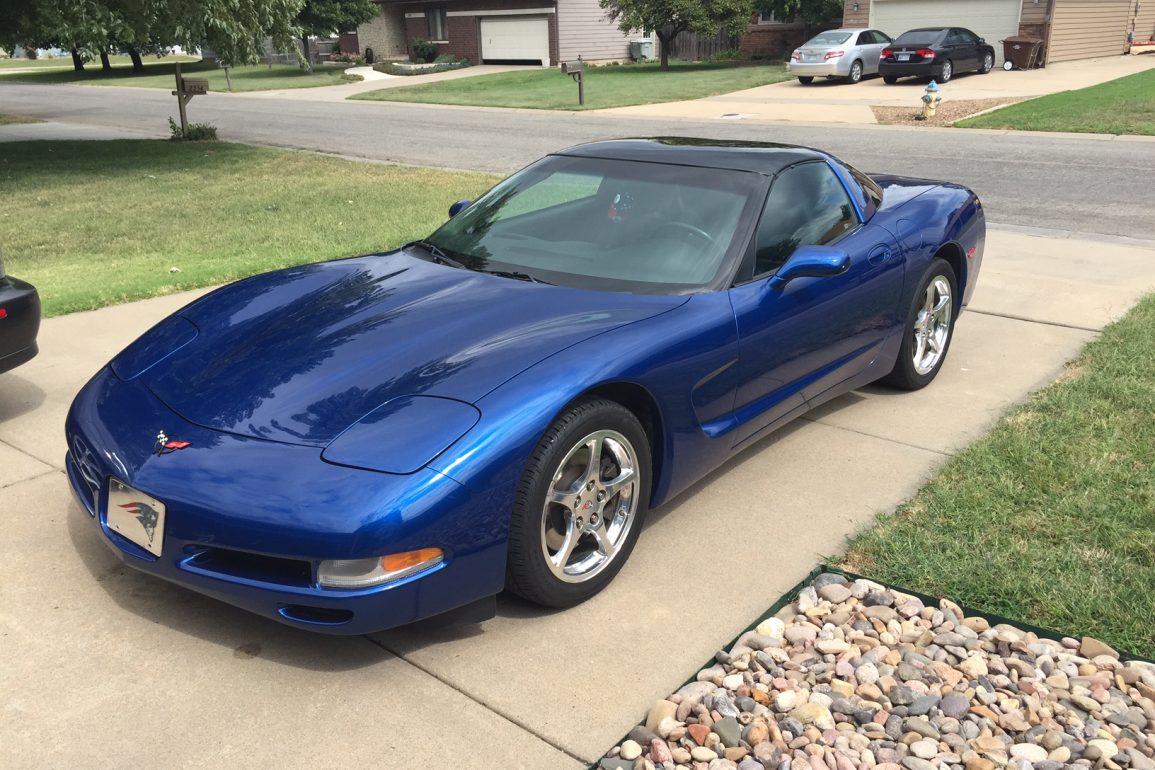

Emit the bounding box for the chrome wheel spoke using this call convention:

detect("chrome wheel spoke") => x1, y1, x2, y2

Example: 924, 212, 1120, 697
931, 294, 950, 317
591, 520, 617, 561
582, 435, 604, 484
602, 467, 635, 500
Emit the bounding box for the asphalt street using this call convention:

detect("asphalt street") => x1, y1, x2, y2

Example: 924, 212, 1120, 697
3, 82, 1155, 241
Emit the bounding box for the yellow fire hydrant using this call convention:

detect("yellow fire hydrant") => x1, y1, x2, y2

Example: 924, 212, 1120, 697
918, 80, 942, 120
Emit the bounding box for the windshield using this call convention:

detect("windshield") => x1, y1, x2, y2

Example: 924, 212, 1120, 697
894, 30, 944, 46
424, 155, 761, 294
806, 32, 852, 46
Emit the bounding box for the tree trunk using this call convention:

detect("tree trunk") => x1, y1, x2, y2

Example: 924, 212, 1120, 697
99, 49, 111, 72
301, 35, 313, 72
70, 48, 85, 72
658, 31, 672, 71
128, 47, 144, 72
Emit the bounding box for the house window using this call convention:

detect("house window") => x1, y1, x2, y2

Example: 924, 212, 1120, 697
756, 11, 782, 25
426, 8, 447, 40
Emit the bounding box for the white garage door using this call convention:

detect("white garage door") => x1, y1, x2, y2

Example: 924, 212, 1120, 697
480, 16, 550, 65
870, 0, 1021, 64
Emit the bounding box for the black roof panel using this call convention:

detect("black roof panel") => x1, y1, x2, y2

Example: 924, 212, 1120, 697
554, 137, 827, 176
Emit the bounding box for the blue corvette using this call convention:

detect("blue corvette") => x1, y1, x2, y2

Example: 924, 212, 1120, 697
66, 138, 984, 634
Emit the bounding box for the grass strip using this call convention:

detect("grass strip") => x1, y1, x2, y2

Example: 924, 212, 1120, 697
0, 140, 498, 316
0, 114, 41, 125
840, 294, 1155, 658
0, 60, 354, 92
351, 60, 792, 110
956, 68, 1155, 135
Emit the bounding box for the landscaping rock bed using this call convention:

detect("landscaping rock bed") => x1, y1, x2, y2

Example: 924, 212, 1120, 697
598, 574, 1155, 770
871, 98, 1020, 127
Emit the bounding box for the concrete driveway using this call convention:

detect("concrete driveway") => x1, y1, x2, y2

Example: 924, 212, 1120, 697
2, 228, 1155, 768
597, 55, 1155, 124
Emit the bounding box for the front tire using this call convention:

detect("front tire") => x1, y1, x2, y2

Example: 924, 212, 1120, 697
797, 76, 814, 84
880, 259, 957, 390
980, 52, 994, 73
506, 398, 651, 607
846, 60, 863, 83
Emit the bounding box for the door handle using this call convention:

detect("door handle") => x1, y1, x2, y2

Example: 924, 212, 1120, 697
868, 245, 892, 265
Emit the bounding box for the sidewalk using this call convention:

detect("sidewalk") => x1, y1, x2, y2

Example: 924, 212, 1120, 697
0, 120, 163, 142
594, 54, 1155, 125
238, 63, 537, 102
2, 227, 1154, 767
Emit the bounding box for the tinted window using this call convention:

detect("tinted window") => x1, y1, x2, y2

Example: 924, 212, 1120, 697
428, 155, 760, 293
806, 32, 852, 45
895, 29, 945, 46
871, 30, 892, 44
850, 167, 883, 216
855, 32, 872, 46
957, 29, 979, 45
753, 162, 858, 276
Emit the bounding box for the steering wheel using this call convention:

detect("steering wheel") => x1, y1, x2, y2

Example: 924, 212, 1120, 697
664, 221, 715, 245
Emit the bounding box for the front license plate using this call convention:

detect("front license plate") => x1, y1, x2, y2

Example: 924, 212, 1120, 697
106, 479, 166, 557
897, 53, 911, 61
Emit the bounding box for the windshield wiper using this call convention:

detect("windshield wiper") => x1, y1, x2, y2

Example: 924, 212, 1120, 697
478, 269, 554, 285
406, 239, 467, 270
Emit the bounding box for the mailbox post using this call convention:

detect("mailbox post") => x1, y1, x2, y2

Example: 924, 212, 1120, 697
561, 57, 585, 106
172, 62, 209, 136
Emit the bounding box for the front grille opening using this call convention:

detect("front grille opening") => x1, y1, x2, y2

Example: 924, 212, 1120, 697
187, 547, 313, 587
279, 605, 354, 626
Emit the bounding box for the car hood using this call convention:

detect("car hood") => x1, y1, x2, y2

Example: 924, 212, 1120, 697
139, 251, 686, 447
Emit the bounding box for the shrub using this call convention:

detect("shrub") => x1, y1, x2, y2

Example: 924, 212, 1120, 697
412, 39, 438, 63
330, 52, 365, 65
168, 117, 218, 141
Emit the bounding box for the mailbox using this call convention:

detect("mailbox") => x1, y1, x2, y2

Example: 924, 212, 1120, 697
183, 78, 209, 95
560, 60, 584, 75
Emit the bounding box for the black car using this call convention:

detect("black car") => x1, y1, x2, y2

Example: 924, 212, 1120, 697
0, 255, 40, 374
880, 27, 996, 83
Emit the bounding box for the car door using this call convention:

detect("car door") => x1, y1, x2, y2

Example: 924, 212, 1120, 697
727, 161, 904, 447
946, 28, 977, 72
957, 28, 983, 71
854, 31, 879, 72
867, 30, 891, 72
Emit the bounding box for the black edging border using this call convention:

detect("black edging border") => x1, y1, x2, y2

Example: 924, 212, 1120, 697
589, 564, 1154, 770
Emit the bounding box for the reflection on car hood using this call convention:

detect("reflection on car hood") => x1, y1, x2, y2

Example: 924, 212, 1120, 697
142, 251, 686, 447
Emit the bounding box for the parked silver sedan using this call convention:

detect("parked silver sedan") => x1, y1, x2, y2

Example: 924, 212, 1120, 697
789, 28, 893, 84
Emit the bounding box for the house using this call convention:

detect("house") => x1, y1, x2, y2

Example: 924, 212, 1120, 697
843, 0, 1155, 65
355, 0, 648, 66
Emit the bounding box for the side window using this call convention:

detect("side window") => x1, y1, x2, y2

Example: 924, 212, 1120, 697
856, 32, 872, 46
959, 30, 979, 45
754, 163, 858, 277
872, 31, 892, 44
945, 30, 963, 46
850, 167, 883, 216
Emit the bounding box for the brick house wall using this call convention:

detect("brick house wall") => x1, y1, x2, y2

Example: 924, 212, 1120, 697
399, 0, 559, 64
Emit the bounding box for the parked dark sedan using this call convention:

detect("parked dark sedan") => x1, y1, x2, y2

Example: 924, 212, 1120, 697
0, 255, 40, 374
880, 27, 996, 83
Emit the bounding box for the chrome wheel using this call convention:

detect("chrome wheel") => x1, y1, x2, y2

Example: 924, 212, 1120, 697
912, 275, 952, 375
848, 60, 863, 83
940, 60, 952, 82
541, 429, 639, 583
981, 53, 994, 73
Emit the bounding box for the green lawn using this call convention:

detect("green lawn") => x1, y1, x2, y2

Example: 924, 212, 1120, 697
956, 68, 1155, 135
351, 61, 792, 110
0, 141, 498, 316
0, 60, 355, 92
0, 114, 41, 125
0, 54, 197, 70
840, 294, 1155, 658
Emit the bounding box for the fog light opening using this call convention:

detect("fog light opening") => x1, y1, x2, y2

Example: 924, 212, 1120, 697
318, 548, 444, 589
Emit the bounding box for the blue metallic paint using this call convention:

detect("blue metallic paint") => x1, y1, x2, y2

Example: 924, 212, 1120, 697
64, 141, 985, 634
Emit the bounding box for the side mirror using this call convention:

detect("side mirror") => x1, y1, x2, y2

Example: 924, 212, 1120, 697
978, 38, 985, 44
769, 245, 850, 289
448, 199, 472, 217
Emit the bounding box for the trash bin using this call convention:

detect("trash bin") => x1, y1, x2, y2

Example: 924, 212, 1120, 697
628, 39, 654, 62
1001, 36, 1044, 70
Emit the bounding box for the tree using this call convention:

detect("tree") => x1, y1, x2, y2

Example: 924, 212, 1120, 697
599, 0, 755, 70
756, 0, 843, 34
165, 0, 305, 66
296, 0, 375, 70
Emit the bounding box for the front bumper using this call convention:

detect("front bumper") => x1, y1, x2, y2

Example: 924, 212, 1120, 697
788, 59, 851, 77
65, 367, 508, 634
0, 276, 41, 374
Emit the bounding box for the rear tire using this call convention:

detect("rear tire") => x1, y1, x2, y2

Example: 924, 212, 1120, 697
880, 259, 958, 391
797, 76, 814, 84
883, 75, 898, 84
846, 60, 863, 83
938, 59, 953, 82
505, 398, 651, 608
